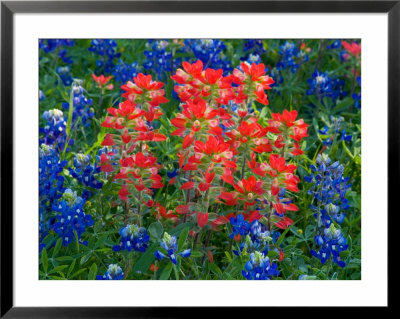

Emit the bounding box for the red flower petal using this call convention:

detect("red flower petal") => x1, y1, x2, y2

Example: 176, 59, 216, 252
180, 181, 195, 190
197, 211, 209, 228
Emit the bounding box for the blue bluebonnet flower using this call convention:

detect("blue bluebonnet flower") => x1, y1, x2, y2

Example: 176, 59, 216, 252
318, 116, 351, 147
62, 83, 94, 129
51, 189, 94, 246
352, 76, 361, 109
39, 109, 72, 153
311, 224, 348, 267
184, 39, 232, 73
305, 154, 351, 267
306, 154, 351, 216
242, 251, 280, 280
56, 66, 73, 86
88, 39, 121, 74
241, 40, 265, 65
39, 144, 67, 250
249, 221, 271, 244
245, 53, 262, 65
154, 232, 191, 264
112, 59, 140, 85
143, 40, 175, 80
96, 264, 124, 280
233, 220, 272, 256
306, 70, 347, 103
39, 90, 45, 101
243, 39, 265, 56
113, 224, 150, 252
39, 39, 74, 64
69, 153, 103, 190
326, 39, 341, 50
341, 129, 352, 142
229, 214, 250, 239
39, 144, 66, 207
277, 41, 309, 73
167, 168, 178, 179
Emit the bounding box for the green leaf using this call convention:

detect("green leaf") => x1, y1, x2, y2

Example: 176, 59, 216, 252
170, 222, 194, 237
159, 263, 173, 280
88, 263, 97, 280
224, 251, 232, 262
131, 243, 158, 275
190, 251, 203, 258
267, 250, 279, 258
333, 97, 353, 113
259, 106, 269, 120
41, 248, 48, 273
148, 221, 164, 240
276, 226, 291, 247
74, 230, 80, 253
67, 259, 76, 278
80, 253, 92, 265
178, 226, 189, 251
69, 268, 87, 280
208, 263, 223, 278
55, 256, 74, 262
354, 154, 361, 165
52, 238, 63, 259
48, 265, 68, 275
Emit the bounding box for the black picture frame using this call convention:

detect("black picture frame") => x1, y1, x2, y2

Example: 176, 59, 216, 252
0, 0, 395, 317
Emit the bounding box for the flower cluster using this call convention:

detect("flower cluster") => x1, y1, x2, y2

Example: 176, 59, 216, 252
277, 41, 309, 73
113, 59, 140, 85
39, 144, 66, 210
113, 224, 150, 252
352, 76, 361, 109
154, 232, 191, 264
229, 216, 284, 278
39, 108, 71, 153
306, 70, 347, 103
51, 189, 94, 246
326, 39, 341, 50
305, 154, 351, 267
39, 39, 74, 64
168, 60, 308, 279
96, 264, 124, 280
92, 74, 113, 90
242, 251, 280, 280
88, 39, 121, 74
184, 39, 232, 73
69, 153, 103, 190
318, 116, 352, 147
311, 223, 348, 267
39, 144, 67, 250
38, 39, 361, 280
341, 40, 361, 60
56, 66, 73, 86
143, 40, 184, 81
243, 39, 265, 57
100, 72, 168, 260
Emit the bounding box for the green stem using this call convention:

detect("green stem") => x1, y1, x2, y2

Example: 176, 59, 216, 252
61, 84, 75, 160
173, 264, 179, 280
153, 260, 157, 280
137, 191, 142, 227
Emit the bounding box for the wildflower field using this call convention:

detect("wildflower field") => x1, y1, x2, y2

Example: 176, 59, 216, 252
39, 39, 361, 280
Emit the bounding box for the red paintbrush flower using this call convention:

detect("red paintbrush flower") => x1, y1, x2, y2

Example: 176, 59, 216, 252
121, 73, 168, 106
92, 74, 113, 89
342, 41, 361, 57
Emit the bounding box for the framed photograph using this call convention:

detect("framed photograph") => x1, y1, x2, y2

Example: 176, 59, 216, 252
1, 0, 394, 316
